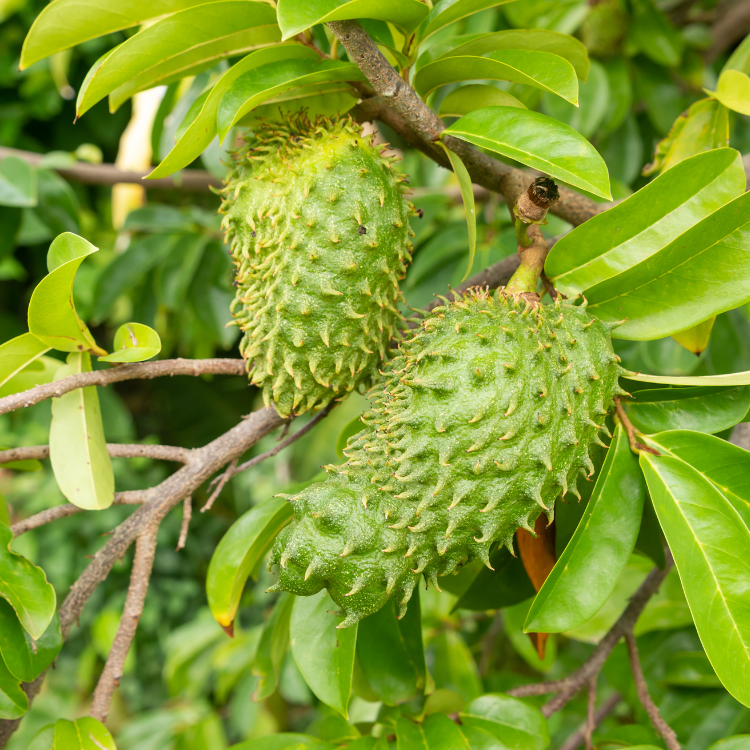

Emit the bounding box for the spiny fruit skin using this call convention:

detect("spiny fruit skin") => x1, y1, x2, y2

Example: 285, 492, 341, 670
221, 113, 415, 417
582, 0, 629, 57
268, 290, 627, 627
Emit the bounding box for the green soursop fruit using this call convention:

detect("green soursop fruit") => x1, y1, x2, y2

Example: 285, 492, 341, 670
268, 290, 627, 627
220, 113, 415, 417
582, 0, 629, 57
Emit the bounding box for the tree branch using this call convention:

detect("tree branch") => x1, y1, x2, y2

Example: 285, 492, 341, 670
0, 146, 221, 192
0, 358, 246, 417
507, 551, 674, 717
625, 631, 681, 750
0, 443, 194, 465
89, 528, 158, 723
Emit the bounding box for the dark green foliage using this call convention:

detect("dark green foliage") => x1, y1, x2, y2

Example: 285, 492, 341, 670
269, 290, 625, 626
220, 113, 415, 417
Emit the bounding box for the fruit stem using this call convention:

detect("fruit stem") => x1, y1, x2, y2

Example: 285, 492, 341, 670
614, 397, 661, 457
515, 218, 533, 248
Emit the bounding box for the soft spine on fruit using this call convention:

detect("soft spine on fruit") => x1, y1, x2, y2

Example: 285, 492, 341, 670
268, 290, 628, 627
220, 113, 416, 417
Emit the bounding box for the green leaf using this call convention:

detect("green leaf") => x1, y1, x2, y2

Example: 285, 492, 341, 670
149, 45, 316, 179
622, 386, 750, 435
276, 0, 429, 41
664, 650, 721, 688
0, 355, 63, 399
643, 430, 750, 529
289, 589, 357, 717
525, 425, 645, 633
0, 657, 27, 720
0, 333, 51, 391
437, 143, 476, 282
418, 1, 517, 46
395, 714, 471, 750
0, 157, 37, 208
356, 601, 418, 705
708, 737, 750, 750
628, 0, 683, 68
217, 59, 364, 140
439, 84, 526, 118
0, 599, 61, 682
587, 190, 750, 339
414, 50, 579, 104
28, 233, 104, 355
706, 70, 750, 117
49, 352, 114, 511
460, 694, 550, 750
98, 323, 161, 363
640, 452, 750, 706
75, 1, 280, 117
53, 717, 116, 749
253, 592, 294, 702
724, 33, 750, 75
417, 29, 589, 81
546, 148, 744, 295
623, 369, 750, 386
0, 524, 56, 639
432, 630, 481, 702
634, 493, 666, 569
20, 0, 228, 68
207, 496, 293, 633
443, 106, 611, 199
231, 736, 331, 750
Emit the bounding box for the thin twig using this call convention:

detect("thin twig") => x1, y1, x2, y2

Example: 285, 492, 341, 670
0, 443, 193, 465
625, 631, 681, 750
557, 693, 623, 750
0, 358, 246, 417
89, 528, 158, 722
176, 496, 192, 550
585, 674, 598, 750
0, 146, 220, 191
202, 459, 237, 513
615, 397, 660, 456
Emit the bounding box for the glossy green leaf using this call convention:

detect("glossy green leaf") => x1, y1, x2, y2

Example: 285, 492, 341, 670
586, 190, 750, 339
418, 29, 589, 81
664, 650, 721, 688
0, 355, 63, 399
357, 601, 418, 705
643, 430, 750, 529
53, 717, 116, 749
640, 453, 750, 706
149, 45, 316, 179
546, 148, 744, 294
622, 386, 750, 435
395, 714, 471, 750
439, 85, 526, 118
290, 589, 357, 717
706, 70, 750, 117
525, 425, 645, 633
75, 1, 280, 116
28, 233, 104, 355
207, 496, 293, 633
0, 157, 37, 208
0, 599, 62, 682
276, 0, 429, 41
21, 0, 228, 68
414, 50, 578, 104
628, 0, 683, 68
634, 493, 666, 569
0, 524, 56, 639
460, 694, 550, 750
98, 323, 161, 363
419, 1, 516, 45
437, 143, 476, 282
0, 333, 50, 391
0, 657, 27, 720
432, 630, 482, 702
443, 106, 611, 199
253, 592, 294, 702
217, 58, 364, 140
49, 352, 114, 511
453, 546, 535, 611
708, 737, 750, 750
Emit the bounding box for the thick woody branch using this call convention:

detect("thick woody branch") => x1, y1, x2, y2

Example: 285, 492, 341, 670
0, 443, 193, 465
0, 358, 246, 417
507, 551, 673, 716
0, 146, 221, 192
89, 529, 158, 723
625, 631, 681, 750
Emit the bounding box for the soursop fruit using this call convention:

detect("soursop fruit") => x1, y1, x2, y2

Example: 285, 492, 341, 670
220, 113, 415, 417
268, 290, 626, 627
582, 0, 629, 57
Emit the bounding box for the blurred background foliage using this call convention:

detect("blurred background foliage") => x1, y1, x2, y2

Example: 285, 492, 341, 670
3, 0, 750, 747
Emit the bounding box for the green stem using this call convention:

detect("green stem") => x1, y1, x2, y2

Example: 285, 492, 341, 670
505, 260, 541, 296
514, 217, 532, 248
505, 218, 545, 295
